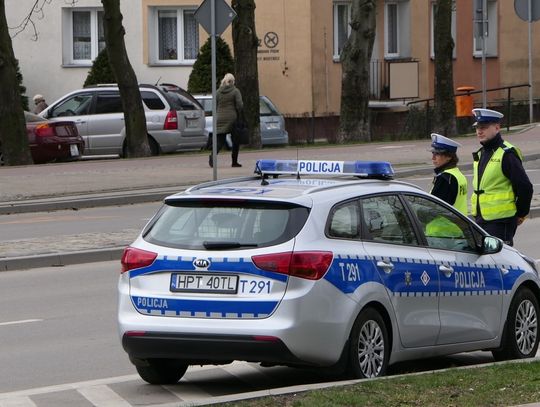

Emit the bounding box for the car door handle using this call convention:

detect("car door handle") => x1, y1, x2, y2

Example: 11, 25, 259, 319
376, 260, 394, 274
439, 264, 454, 278
75, 120, 86, 124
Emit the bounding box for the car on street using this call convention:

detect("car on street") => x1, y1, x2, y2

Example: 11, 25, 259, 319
194, 94, 289, 146
0, 111, 84, 165
39, 84, 207, 157
118, 159, 540, 384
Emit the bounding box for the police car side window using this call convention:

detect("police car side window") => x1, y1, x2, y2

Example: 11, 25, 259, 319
327, 200, 360, 239
360, 195, 418, 245
403, 195, 477, 252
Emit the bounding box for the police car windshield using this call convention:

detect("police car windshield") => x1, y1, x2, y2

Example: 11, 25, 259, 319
143, 200, 310, 250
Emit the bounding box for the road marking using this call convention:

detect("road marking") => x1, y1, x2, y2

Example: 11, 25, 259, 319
77, 385, 131, 407
0, 396, 37, 407
0, 319, 43, 327
0, 215, 116, 226
0, 375, 140, 400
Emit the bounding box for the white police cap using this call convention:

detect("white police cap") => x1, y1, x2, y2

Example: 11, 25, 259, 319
472, 108, 503, 126
430, 133, 461, 153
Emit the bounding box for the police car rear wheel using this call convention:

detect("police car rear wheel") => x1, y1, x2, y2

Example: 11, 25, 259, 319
493, 287, 539, 361
348, 308, 389, 379
135, 359, 188, 385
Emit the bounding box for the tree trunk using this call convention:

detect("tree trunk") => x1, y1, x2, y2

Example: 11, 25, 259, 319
0, 0, 32, 165
337, 0, 376, 144
101, 0, 150, 157
433, 0, 456, 136
232, 0, 261, 148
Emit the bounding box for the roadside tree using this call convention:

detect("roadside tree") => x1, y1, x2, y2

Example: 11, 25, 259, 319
337, 0, 376, 143
0, 0, 32, 165
433, 0, 456, 136
101, 0, 150, 158
232, 0, 261, 148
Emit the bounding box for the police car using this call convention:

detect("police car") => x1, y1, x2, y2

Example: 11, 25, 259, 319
118, 159, 540, 384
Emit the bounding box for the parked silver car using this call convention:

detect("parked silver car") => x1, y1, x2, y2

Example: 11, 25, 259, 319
194, 94, 289, 146
40, 84, 207, 157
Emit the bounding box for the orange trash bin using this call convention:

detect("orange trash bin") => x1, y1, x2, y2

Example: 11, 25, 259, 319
455, 86, 475, 117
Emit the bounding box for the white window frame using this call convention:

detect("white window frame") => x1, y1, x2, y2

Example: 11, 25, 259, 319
473, 0, 498, 57
333, 2, 351, 60
148, 7, 199, 66
385, 2, 399, 57
62, 8, 104, 66
430, 1, 457, 58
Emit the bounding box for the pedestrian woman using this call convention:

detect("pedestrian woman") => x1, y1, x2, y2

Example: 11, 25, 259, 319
429, 133, 468, 215
33, 94, 48, 114
208, 73, 243, 167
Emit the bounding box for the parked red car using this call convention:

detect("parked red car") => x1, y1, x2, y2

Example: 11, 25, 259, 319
0, 112, 84, 165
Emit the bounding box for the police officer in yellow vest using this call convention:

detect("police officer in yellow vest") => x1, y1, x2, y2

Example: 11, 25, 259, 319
471, 108, 533, 246
429, 133, 468, 214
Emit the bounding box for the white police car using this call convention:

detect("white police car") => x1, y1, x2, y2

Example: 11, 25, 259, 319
118, 159, 540, 384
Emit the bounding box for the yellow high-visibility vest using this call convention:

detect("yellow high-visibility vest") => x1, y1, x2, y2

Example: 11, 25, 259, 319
471, 141, 522, 220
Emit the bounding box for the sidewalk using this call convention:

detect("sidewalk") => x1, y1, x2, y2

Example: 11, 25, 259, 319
1, 124, 540, 271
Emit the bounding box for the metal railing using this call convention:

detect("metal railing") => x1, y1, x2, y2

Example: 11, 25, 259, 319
404, 84, 531, 136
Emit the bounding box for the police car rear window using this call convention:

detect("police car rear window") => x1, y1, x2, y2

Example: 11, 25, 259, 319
143, 201, 310, 250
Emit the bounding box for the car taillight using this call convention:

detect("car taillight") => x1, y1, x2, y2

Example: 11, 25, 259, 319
34, 124, 55, 138
164, 110, 178, 130
121, 247, 157, 273
252, 251, 333, 280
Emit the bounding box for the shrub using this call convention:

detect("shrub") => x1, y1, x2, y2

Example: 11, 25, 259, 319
84, 48, 116, 87
187, 37, 234, 94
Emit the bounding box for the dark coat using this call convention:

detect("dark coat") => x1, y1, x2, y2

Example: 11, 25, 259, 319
216, 84, 243, 134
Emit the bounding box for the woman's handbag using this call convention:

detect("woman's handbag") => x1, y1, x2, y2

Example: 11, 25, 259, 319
231, 110, 249, 145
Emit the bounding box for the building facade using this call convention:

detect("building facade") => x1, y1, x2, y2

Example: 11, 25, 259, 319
7, 1, 539, 139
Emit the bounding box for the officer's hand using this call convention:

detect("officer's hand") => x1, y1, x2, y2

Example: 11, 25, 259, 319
517, 216, 526, 226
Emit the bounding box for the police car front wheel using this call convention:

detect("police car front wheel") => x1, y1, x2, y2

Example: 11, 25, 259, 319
348, 308, 390, 379
493, 287, 539, 361
135, 359, 188, 385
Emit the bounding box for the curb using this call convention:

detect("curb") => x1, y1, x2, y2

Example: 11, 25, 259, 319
0, 247, 125, 272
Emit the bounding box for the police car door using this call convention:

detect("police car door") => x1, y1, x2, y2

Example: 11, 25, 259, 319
360, 194, 441, 348
403, 194, 503, 344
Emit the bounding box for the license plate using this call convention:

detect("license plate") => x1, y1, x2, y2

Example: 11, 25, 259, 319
170, 273, 238, 294
186, 119, 199, 128
70, 144, 79, 156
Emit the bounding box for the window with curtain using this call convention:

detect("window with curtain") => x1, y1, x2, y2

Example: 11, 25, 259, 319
70, 9, 104, 63
151, 7, 199, 64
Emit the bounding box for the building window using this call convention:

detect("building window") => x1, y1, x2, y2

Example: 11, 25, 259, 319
63, 8, 105, 65
473, 0, 498, 57
385, 3, 399, 56
384, 0, 410, 58
333, 2, 351, 59
149, 7, 199, 64
430, 1, 457, 58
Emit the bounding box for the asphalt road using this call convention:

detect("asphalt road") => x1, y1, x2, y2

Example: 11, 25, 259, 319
1, 260, 529, 407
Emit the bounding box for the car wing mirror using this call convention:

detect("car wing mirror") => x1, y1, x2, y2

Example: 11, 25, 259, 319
481, 236, 503, 254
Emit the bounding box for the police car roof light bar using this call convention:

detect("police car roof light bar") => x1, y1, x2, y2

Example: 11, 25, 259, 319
254, 159, 394, 180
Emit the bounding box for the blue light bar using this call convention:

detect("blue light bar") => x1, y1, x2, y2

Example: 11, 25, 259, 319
255, 159, 394, 179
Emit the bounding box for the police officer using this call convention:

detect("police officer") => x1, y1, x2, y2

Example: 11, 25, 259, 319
429, 133, 468, 215
471, 108, 533, 246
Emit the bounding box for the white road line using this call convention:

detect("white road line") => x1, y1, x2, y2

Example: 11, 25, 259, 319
0, 319, 43, 327
162, 383, 212, 402
0, 396, 37, 407
0, 375, 140, 400
376, 145, 416, 149
77, 385, 131, 407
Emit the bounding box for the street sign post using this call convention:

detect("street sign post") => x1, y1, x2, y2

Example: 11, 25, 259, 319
194, 0, 236, 180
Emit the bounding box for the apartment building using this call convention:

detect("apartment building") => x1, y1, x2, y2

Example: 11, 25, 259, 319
7, 1, 539, 139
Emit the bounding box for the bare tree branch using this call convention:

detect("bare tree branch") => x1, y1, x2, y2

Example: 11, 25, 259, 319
9, 0, 77, 40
